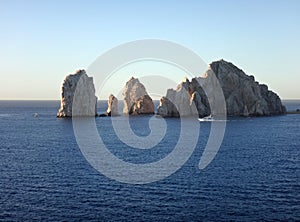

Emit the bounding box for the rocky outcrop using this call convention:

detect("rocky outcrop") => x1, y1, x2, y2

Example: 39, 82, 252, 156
209, 60, 286, 116
157, 60, 286, 117
122, 77, 154, 115
157, 78, 199, 117
106, 94, 119, 116
131, 95, 155, 115
57, 70, 97, 117
157, 95, 180, 117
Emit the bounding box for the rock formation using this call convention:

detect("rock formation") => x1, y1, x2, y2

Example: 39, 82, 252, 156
157, 78, 199, 117
57, 70, 97, 117
157, 60, 286, 117
157, 95, 180, 117
122, 77, 154, 115
106, 94, 119, 116
209, 60, 286, 116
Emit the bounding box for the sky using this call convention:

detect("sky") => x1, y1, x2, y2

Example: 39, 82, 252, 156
0, 0, 299, 100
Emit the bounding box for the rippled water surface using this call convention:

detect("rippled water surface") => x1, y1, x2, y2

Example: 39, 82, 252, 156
0, 100, 299, 221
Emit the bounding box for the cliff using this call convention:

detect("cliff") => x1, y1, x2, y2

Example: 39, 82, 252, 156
157, 60, 286, 117
57, 70, 97, 117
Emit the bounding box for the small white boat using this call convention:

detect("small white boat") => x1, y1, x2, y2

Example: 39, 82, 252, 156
198, 115, 214, 122
33, 113, 39, 118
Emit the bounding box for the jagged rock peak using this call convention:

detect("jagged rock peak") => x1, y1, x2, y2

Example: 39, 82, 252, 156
122, 77, 154, 115
208, 59, 254, 81
57, 69, 97, 117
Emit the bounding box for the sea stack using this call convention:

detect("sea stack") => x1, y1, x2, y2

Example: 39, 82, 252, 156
57, 70, 97, 117
106, 94, 119, 116
122, 77, 154, 115
157, 59, 286, 117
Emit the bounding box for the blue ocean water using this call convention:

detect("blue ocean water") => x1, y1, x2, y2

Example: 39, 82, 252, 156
0, 100, 299, 221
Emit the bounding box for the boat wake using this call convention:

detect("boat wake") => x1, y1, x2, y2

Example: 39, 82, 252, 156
198, 115, 227, 122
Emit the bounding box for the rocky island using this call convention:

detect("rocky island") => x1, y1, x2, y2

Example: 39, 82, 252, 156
158, 60, 286, 117
57, 60, 286, 118
57, 70, 97, 117
106, 94, 119, 116
122, 77, 154, 115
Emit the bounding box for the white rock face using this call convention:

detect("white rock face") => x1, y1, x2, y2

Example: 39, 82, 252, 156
122, 77, 154, 115
157, 79, 197, 117
157, 60, 286, 117
106, 94, 119, 116
57, 70, 97, 117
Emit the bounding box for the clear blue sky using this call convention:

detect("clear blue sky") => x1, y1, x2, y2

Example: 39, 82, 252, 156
1, 0, 299, 100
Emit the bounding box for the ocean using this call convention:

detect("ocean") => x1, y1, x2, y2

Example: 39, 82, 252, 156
0, 100, 299, 221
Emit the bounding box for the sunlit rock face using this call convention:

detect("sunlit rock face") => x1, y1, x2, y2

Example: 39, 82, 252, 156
157, 95, 180, 117
57, 70, 97, 117
122, 77, 154, 115
157, 60, 286, 117
131, 95, 155, 115
106, 94, 119, 116
157, 79, 198, 117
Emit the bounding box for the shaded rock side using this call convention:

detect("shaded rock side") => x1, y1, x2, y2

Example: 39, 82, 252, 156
208, 60, 286, 116
158, 60, 286, 117
57, 70, 97, 117
106, 94, 119, 116
122, 77, 154, 115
